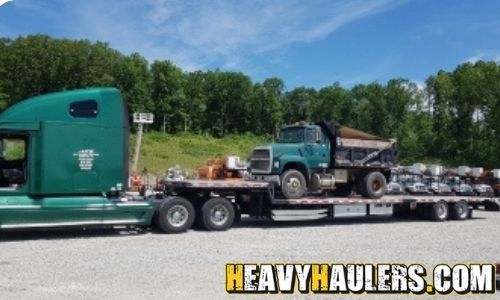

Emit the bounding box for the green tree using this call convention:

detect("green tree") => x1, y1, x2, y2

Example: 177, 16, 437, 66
151, 60, 187, 133
283, 87, 316, 123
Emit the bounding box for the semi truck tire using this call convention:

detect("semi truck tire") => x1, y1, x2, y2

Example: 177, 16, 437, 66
200, 197, 235, 231
430, 201, 448, 221
451, 201, 468, 220
280, 169, 307, 199
156, 197, 195, 233
360, 171, 387, 199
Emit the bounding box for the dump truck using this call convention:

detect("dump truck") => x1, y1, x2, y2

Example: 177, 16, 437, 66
249, 121, 398, 199
0, 88, 498, 234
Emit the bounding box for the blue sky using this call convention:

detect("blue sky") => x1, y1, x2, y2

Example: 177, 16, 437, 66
1, 0, 499, 89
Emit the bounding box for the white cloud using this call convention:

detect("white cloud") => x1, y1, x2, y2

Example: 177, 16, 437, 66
7, 0, 402, 72
140, 0, 400, 69
0, 0, 13, 7
465, 52, 500, 64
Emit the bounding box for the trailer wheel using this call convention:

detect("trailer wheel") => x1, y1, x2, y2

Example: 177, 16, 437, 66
430, 201, 448, 221
451, 201, 468, 220
200, 198, 235, 231
280, 169, 307, 199
360, 171, 387, 199
156, 197, 195, 233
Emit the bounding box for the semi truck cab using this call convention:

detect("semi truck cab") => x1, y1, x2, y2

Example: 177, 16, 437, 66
0, 88, 153, 229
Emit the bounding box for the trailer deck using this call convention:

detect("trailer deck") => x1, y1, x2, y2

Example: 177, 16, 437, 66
163, 179, 500, 211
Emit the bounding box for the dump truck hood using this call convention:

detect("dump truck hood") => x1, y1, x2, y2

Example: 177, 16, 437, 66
267, 143, 304, 157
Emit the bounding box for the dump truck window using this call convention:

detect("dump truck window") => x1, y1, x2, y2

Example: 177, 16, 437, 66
69, 100, 98, 118
305, 128, 316, 143
278, 127, 305, 143
0, 136, 27, 187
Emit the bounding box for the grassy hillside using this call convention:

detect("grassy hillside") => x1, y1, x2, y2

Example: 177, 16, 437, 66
130, 132, 271, 176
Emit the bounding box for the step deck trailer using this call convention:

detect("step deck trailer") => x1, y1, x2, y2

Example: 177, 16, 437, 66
161, 179, 500, 232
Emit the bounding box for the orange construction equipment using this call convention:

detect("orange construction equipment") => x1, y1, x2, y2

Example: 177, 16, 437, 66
197, 157, 245, 180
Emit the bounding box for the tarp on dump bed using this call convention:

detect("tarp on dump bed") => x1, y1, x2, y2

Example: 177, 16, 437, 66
316, 121, 390, 141
338, 126, 389, 141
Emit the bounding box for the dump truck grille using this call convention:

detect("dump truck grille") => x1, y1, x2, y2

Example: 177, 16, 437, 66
250, 148, 272, 173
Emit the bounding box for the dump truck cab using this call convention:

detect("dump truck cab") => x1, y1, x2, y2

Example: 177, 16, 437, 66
0, 88, 153, 229
251, 123, 328, 181
250, 121, 398, 199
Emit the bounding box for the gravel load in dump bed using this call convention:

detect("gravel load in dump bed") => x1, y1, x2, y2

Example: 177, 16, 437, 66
0, 210, 498, 299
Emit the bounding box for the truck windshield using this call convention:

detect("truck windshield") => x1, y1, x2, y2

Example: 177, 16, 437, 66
278, 127, 305, 143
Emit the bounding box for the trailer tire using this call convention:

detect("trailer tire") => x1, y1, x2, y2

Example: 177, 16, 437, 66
430, 201, 448, 221
156, 197, 195, 233
451, 201, 468, 220
200, 197, 235, 231
280, 169, 307, 199
360, 171, 387, 199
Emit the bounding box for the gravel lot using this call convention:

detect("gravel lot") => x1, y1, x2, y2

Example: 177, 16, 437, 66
0, 210, 498, 300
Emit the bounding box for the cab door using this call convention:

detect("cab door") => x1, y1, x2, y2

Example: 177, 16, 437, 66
304, 127, 329, 171
0, 133, 104, 229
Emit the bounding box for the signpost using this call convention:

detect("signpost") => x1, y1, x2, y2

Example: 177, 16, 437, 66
132, 113, 154, 174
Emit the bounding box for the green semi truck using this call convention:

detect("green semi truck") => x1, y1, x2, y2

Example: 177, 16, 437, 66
250, 122, 399, 199
0, 88, 495, 234
0, 87, 218, 233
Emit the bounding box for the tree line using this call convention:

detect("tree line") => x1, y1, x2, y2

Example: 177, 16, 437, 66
1, 35, 500, 167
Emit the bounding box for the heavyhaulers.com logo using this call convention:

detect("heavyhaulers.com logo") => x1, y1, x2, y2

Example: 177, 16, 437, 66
226, 263, 496, 294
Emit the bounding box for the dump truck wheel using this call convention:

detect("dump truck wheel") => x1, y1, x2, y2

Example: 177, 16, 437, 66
360, 171, 387, 199
156, 197, 195, 233
200, 198, 235, 231
430, 201, 448, 221
451, 201, 468, 220
280, 169, 307, 199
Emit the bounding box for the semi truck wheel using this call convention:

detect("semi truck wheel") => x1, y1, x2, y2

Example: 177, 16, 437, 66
280, 169, 307, 199
360, 171, 387, 199
156, 197, 195, 233
451, 201, 468, 220
200, 197, 235, 231
430, 201, 448, 221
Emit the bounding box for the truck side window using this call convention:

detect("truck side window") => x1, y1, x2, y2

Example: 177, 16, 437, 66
0, 136, 27, 188
305, 128, 316, 143
69, 100, 98, 118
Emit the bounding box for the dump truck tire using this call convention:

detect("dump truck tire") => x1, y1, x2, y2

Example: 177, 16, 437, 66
280, 169, 307, 199
430, 201, 448, 221
360, 171, 387, 199
156, 197, 195, 233
200, 197, 235, 231
451, 201, 468, 220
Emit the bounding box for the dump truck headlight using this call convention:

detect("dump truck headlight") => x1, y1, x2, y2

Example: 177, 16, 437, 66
273, 161, 280, 169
